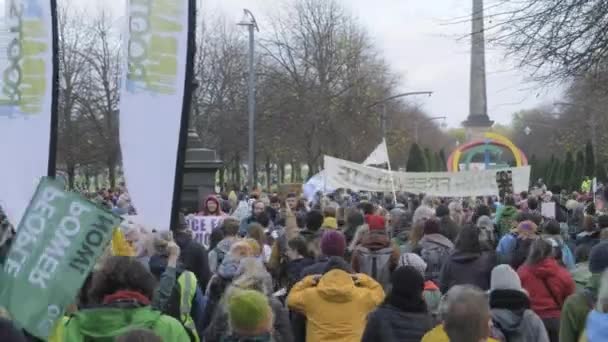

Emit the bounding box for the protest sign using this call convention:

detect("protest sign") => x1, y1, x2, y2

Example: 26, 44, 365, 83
542, 202, 556, 219
324, 155, 531, 197
0, 177, 122, 339
185, 216, 223, 249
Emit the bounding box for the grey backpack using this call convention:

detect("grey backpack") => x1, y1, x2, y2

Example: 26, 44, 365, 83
355, 246, 394, 292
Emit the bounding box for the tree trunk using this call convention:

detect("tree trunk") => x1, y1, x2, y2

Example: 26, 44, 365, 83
265, 156, 271, 191
279, 162, 285, 184
219, 167, 225, 193
67, 164, 76, 190
235, 155, 242, 190
291, 162, 296, 183
108, 159, 116, 189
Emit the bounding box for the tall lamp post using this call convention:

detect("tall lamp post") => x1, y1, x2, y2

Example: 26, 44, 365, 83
238, 9, 259, 191
415, 116, 447, 143
368, 91, 433, 139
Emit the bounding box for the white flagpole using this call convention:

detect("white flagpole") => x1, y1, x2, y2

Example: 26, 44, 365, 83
383, 139, 398, 206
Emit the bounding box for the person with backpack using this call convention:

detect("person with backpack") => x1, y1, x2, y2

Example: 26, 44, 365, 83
351, 215, 400, 291
489, 265, 549, 342
416, 218, 454, 285
398, 252, 442, 316
209, 218, 240, 273
496, 219, 538, 268
542, 219, 575, 270
439, 225, 496, 293
362, 266, 435, 342
518, 238, 575, 342
560, 242, 608, 342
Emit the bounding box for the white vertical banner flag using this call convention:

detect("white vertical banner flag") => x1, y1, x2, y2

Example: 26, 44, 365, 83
0, 0, 58, 225
362, 138, 389, 166
119, 0, 194, 231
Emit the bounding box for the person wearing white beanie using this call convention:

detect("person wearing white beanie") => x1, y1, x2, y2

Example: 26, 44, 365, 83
398, 253, 441, 317
489, 265, 549, 342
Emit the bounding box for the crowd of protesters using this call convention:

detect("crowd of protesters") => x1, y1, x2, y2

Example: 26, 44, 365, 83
3, 181, 608, 341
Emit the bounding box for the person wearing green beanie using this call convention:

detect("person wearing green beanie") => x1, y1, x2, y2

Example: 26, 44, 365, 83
222, 289, 274, 342
560, 242, 608, 342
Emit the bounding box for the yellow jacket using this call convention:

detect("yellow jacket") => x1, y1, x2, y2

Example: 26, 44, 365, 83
422, 325, 499, 342
287, 270, 384, 342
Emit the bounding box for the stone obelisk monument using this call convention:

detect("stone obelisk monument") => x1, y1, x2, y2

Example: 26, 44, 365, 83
463, 0, 493, 139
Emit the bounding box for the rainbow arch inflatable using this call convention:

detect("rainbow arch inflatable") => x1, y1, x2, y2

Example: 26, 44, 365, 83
447, 132, 528, 172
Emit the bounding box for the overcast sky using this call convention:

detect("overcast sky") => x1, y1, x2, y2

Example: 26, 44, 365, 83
68, 0, 562, 127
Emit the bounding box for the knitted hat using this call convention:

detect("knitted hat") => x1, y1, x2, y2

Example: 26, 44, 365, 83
435, 205, 450, 218
322, 217, 338, 230
490, 265, 525, 294
366, 215, 386, 231
516, 220, 538, 234
320, 230, 346, 257
424, 218, 441, 235
227, 289, 272, 333
398, 253, 427, 276
391, 266, 424, 298
589, 242, 608, 274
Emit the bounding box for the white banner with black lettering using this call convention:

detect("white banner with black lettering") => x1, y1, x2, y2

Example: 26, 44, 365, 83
324, 155, 530, 197
185, 215, 223, 249
0, 0, 57, 225
119, 0, 192, 230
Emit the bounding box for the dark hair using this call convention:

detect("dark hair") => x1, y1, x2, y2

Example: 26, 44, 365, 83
472, 205, 491, 223
323, 206, 336, 218
435, 205, 450, 218
346, 210, 365, 229
288, 237, 312, 258
256, 211, 270, 228
520, 191, 528, 200
358, 202, 375, 216
575, 244, 592, 263
599, 215, 608, 229
504, 195, 516, 207
286, 192, 297, 199
527, 197, 539, 211
116, 329, 162, 342
222, 218, 240, 237
455, 225, 481, 254
247, 223, 266, 247
526, 239, 553, 265
209, 228, 224, 251
88, 256, 157, 304
306, 210, 324, 231
543, 220, 561, 235
270, 196, 281, 204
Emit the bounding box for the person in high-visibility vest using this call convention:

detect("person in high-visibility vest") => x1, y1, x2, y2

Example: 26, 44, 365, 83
582, 177, 592, 194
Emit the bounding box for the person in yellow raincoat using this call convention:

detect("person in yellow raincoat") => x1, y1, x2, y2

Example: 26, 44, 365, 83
287, 257, 384, 342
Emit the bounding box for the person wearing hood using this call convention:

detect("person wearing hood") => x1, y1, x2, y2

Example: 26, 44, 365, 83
200, 195, 226, 216
560, 242, 608, 342
202, 241, 254, 331
209, 218, 240, 273
205, 258, 294, 342
477, 215, 497, 250
439, 225, 496, 293
59, 256, 190, 341
518, 238, 575, 342
489, 265, 549, 342
581, 269, 608, 342
436, 205, 460, 242
287, 257, 385, 342
362, 265, 434, 342
416, 218, 454, 284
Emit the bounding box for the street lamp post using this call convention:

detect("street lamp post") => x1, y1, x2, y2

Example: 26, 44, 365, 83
414, 116, 447, 144
369, 91, 434, 139
238, 9, 259, 191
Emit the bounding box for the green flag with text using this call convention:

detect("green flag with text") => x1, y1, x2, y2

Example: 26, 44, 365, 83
0, 177, 122, 339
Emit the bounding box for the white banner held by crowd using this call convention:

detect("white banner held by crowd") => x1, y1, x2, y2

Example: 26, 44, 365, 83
119, 0, 192, 231
186, 216, 223, 249
324, 155, 531, 197
0, 0, 57, 226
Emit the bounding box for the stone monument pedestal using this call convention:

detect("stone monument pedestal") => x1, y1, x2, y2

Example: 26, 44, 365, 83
180, 129, 223, 213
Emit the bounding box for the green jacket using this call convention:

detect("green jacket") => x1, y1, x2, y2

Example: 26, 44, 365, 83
497, 206, 518, 237
61, 305, 191, 341
559, 274, 600, 342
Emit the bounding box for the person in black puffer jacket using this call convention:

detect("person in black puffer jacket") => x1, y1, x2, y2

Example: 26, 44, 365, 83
174, 214, 211, 291
362, 266, 435, 342
439, 224, 496, 293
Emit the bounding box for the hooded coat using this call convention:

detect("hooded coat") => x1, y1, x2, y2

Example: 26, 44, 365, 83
361, 305, 434, 342
200, 195, 225, 216
559, 274, 601, 342
439, 250, 496, 293
416, 234, 454, 284
489, 289, 549, 342
287, 270, 384, 342
517, 258, 575, 319
60, 305, 190, 341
